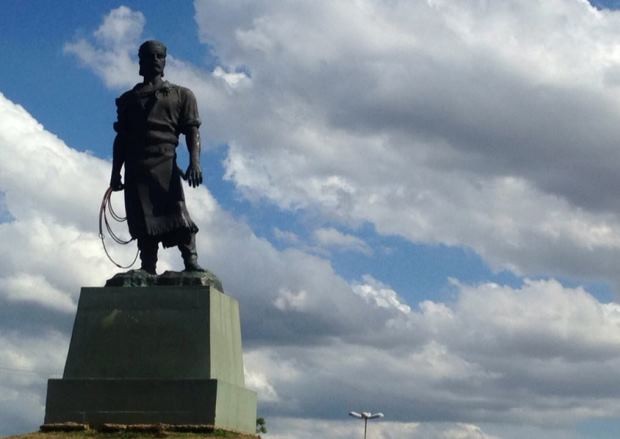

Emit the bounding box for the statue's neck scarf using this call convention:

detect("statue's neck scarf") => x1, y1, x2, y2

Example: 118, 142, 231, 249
133, 81, 172, 113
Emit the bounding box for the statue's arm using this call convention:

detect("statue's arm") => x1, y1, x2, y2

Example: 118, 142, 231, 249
185, 126, 203, 188
110, 135, 125, 191
110, 95, 127, 191
180, 87, 203, 188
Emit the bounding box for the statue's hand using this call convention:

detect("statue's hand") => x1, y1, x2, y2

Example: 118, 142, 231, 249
110, 173, 124, 191
186, 163, 203, 188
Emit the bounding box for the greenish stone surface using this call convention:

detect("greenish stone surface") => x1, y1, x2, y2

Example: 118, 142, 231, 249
45, 285, 256, 433
45, 378, 257, 433
104, 269, 223, 291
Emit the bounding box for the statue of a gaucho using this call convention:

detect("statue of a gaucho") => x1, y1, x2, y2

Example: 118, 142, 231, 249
109, 40, 204, 275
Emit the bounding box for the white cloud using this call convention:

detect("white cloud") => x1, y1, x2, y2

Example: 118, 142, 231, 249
314, 227, 372, 255
64, 6, 144, 89
272, 227, 302, 246
0, 330, 68, 435
0, 274, 75, 313
273, 288, 308, 312
449, 278, 620, 360
352, 274, 411, 314
245, 278, 620, 428
266, 417, 499, 439
244, 366, 279, 403
212, 66, 251, 88
93, 6, 145, 49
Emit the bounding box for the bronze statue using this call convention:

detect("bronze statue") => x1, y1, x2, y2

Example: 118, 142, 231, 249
109, 40, 204, 275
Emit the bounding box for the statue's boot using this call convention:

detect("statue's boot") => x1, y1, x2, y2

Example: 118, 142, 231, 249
179, 232, 205, 272
138, 236, 158, 275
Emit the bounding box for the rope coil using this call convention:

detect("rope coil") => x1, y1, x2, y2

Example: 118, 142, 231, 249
98, 187, 138, 269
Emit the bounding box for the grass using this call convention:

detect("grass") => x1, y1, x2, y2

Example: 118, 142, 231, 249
4, 429, 260, 439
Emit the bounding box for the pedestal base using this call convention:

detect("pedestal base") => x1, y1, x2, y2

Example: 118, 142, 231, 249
45, 378, 257, 433
44, 283, 257, 434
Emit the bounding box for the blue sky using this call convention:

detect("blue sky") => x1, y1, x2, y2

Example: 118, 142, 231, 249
3, 1, 620, 438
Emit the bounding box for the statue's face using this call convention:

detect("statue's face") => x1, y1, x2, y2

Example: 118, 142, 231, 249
139, 43, 166, 78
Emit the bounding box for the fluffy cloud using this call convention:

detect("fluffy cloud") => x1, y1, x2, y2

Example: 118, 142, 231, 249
0, 331, 68, 434
188, 0, 620, 288
0, 274, 75, 314
64, 6, 145, 89
352, 274, 411, 313
245, 277, 620, 431
314, 227, 372, 255
266, 417, 499, 439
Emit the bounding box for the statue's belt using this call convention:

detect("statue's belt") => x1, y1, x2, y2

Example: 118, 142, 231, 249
127, 143, 186, 178
143, 143, 176, 155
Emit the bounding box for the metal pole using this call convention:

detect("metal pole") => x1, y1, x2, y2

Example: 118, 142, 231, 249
364, 417, 368, 439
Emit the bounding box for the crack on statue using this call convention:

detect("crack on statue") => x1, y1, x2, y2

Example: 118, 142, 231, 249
106, 40, 212, 282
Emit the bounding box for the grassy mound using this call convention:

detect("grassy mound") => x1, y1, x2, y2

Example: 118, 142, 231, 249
5, 428, 260, 439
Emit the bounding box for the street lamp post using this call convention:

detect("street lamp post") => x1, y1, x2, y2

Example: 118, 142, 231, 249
349, 411, 384, 439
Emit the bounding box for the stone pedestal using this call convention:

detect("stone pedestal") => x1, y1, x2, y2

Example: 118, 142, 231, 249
44, 282, 257, 433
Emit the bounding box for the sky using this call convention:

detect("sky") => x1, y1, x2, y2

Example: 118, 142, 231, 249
4, 0, 620, 438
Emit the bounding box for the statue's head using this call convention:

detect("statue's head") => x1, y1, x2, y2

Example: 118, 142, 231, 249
138, 40, 167, 78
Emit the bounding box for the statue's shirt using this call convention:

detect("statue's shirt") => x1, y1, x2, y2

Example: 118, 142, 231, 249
114, 81, 201, 147
113, 81, 200, 243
